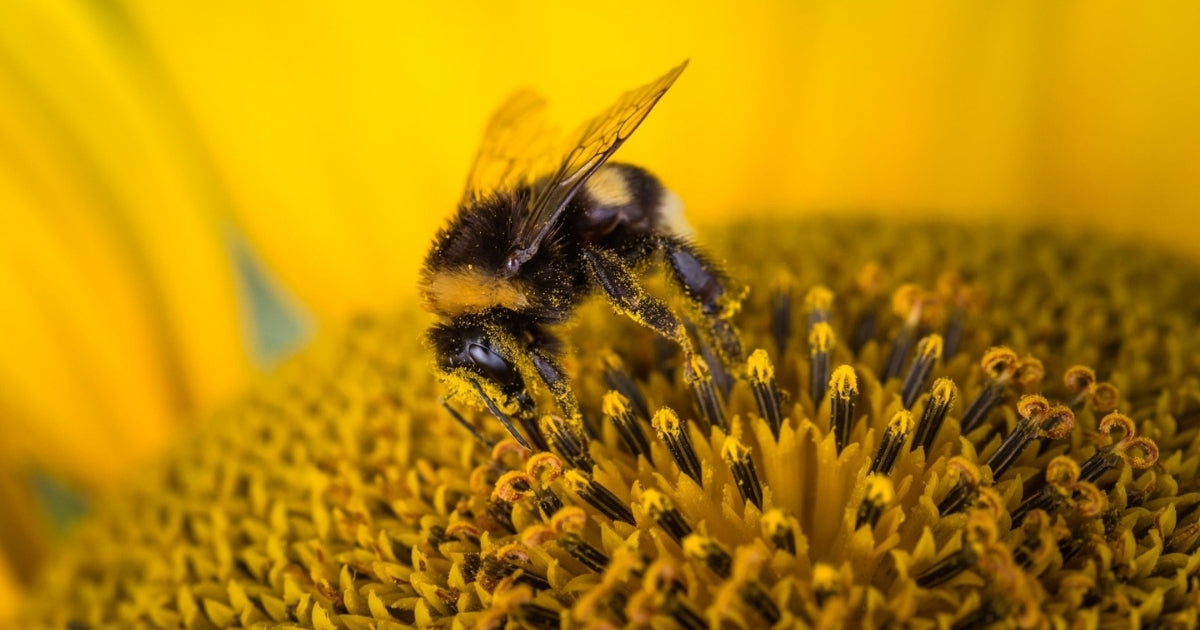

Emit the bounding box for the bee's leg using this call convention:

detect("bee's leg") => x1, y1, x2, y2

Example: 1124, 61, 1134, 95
480, 321, 584, 446
582, 247, 700, 379
527, 344, 581, 422
468, 381, 538, 450
655, 235, 745, 364
440, 395, 499, 449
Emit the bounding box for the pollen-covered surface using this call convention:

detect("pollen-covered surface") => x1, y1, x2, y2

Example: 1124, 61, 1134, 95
23, 219, 1200, 629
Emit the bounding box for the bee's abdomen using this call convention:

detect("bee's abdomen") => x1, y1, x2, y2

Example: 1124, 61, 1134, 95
577, 163, 678, 241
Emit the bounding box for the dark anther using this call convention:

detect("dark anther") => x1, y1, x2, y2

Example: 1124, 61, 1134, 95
686, 356, 727, 432
900, 334, 942, 409
722, 436, 764, 510
829, 366, 858, 454
652, 408, 703, 485
748, 350, 786, 440
602, 390, 653, 462
565, 471, 636, 525
910, 378, 956, 453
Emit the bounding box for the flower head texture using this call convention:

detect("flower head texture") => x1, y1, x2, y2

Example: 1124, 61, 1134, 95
22, 218, 1200, 628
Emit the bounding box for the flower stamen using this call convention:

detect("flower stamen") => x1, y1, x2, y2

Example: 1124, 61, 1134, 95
829, 365, 859, 453
855, 475, 895, 530
686, 355, 726, 431
762, 510, 798, 554
805, 285, 834, 326
652, 407, 703, 484
682, 534, 734, 578
747, 349, 786, 439
809, 322, 836, 405
850, 262, 883, 353
938, 456, 983, 516
564, 470, 635, 525
882, 284, 931, 381
526, 453, 566, 517
811, 563, 842, 605
722, 435, 764, 510
869, 410, 914, 475
986, 398, 1073, 481
770, 278, 793, 355
639, 489, 693, 543
1063, 365, 1121, 413
602, 355, 651, 421
602, 390, 653, 462
916, 510, 997, 587
540, 414, 594, 473
911, 377, 957, 453
960, 347, 1020, 433
900, 334, 943, 409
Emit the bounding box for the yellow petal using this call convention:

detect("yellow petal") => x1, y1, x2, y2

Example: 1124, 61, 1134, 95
0, 0, 253, 477
0, 558, 15, 627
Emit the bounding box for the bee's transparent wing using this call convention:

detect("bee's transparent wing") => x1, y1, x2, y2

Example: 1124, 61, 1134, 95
460, 89, 555, 206
512, 61, 688, 260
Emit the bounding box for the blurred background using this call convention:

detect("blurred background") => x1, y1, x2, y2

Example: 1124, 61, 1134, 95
1, 0, 1198, 619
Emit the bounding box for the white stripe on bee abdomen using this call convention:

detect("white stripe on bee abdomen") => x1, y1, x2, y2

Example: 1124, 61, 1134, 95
584, 166, 635, 207
657, 188, 693, 238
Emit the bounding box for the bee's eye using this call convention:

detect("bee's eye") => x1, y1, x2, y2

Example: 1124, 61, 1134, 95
468, 342, 515, 383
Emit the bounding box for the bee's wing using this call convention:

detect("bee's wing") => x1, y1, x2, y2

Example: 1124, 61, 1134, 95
460, 89, 555, 206
514, 60, 688, 257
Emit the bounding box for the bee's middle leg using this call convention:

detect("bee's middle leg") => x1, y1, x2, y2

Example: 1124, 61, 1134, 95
582, 246, 700, 379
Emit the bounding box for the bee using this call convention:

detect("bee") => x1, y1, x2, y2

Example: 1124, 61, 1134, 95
420, 61, 744, 449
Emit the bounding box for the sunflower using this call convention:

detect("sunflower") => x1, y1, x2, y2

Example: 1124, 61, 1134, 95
15, 217, 1200, 628
3, 1, 1200, 626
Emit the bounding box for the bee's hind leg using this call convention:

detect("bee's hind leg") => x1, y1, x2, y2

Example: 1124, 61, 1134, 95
655, 235, 746, 365
582, 246, 701, 381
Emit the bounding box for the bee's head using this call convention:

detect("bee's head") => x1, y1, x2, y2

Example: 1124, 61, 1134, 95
427, 316, 531, 407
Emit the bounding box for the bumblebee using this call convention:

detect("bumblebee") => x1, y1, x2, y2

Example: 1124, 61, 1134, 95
420, 61, 744, 449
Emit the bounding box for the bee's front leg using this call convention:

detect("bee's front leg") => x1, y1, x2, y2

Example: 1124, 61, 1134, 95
513, 319, 581, 422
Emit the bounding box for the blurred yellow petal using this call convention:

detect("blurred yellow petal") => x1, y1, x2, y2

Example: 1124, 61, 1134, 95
0, 1, 253, 432
0, 0, 258, 585
0, 175, 173, 481
1, 1, 251, 406
0, 557, 14, 626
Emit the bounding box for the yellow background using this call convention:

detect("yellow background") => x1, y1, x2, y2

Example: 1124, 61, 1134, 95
1, 0, 1198, 618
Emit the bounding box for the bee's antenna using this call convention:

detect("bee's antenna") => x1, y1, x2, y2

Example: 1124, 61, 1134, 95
440, 396, 497, 449
471, 382, 535, 450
